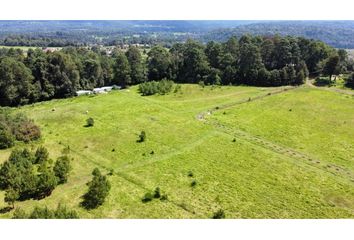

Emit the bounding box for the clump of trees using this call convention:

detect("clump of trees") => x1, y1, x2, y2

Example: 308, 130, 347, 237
81, 168, 111, 209
12, 203, 79, 219
138, 79, 174, 96
0, 110, 41, 149
0, 147, 71, 209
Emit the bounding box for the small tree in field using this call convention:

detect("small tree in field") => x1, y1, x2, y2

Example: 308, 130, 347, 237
212, 209, 225, 219
137, 131, 146, 142
4, 188, 19, 209
82, 168, 111, 209
86, 118, 94, 127
53, 155, 71, 184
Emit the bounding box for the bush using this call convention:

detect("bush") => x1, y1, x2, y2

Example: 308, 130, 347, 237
137, 131, 146, 142
198, 81, 205, 88
160, 194, 168, 201
153, 187, 161, 198
187, 171, 194, 177
0, 125, 15, 149
142, 192, 153, 203
138, 79, 174, 96
13, 120, 41, 143
14, 204, 79, 219
86, 117, 94, 127
212, 209, 226, 219
34, 146, 49, 164
191, 180, 197, 187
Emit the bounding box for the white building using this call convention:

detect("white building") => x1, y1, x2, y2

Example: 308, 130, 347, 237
76, 90, 93, 96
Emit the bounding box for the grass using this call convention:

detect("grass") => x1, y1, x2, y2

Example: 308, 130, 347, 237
0, 84, 353, 218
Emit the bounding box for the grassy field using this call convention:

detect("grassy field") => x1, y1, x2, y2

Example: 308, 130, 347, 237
0, 84, 353, 218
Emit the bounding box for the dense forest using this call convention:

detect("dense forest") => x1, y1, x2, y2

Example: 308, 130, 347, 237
0, 35, 352, 107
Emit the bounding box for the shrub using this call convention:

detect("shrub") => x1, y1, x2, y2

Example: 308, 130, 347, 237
187, 171, 194, 177
191, 180, 197, 187
29, 206, 55, 219
34, 146, 49, 164
86, 117, 94, 127
153, 187, 161, 198
160, 194, 168, 201
212, 209, 226, 219
13, 120, 41, 143
174, 84, 182, 93
198, 81, 205, 88
0, 125, 15, 149
12, 208, 28, 219
138, 79, 174, 96
20, 204, 80, 219
137, 131, 146, 142
142, 192, 153, 203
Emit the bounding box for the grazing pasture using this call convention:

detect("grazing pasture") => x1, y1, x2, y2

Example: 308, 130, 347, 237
0, 84, 353, 218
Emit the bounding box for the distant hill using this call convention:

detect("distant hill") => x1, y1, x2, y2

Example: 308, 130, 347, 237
1, 20, 354, 48
203, 21, 354, 48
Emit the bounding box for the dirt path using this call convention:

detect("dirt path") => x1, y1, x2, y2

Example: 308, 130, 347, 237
306, 79, 354, 96
196, 86, 297, 121
196, 85, 354, 183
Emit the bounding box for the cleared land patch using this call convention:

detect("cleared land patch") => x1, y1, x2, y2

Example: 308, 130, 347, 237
0, 85, 353, 218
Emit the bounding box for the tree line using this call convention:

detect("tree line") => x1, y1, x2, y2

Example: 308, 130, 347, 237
0, 35, 352, 107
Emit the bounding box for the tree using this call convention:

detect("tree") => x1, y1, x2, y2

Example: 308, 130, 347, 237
34, 146, 49, 164
238, 40, 264, 85
82, 168, 111, 209
178, 40, 210, 83
46, 52, 80, 98
113, 51, 131, 87
205, 41, 223, 69
126, 46, 145, 84
147, 45, 172, 81
86, 117, 94, 127
35, 168, 58, 199
81, 59, 103, 89
0, 57, 35, 106
4, 188, 19, 209
322, 54, 340, 81
53, 155, 71, 184
138, 130, 146, 142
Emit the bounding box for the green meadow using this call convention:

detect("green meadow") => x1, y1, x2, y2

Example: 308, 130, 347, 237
0, 84, 353, 218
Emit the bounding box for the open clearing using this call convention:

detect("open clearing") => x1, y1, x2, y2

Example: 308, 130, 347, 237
0, 84, 353, 218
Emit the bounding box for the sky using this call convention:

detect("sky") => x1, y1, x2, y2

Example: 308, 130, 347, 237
1, 0, 354, 20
